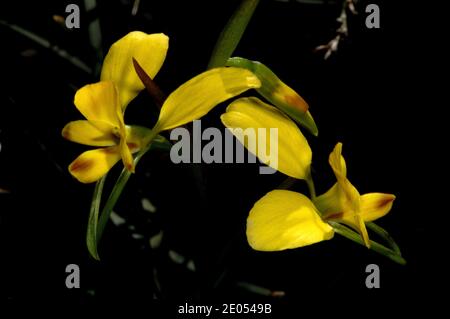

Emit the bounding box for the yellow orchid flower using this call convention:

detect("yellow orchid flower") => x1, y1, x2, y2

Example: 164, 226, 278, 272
63, 31, 261, 183
313, 143, 396, 248
221, 97, 312, 180
246, 142, 396, 252
62, 81, 151, 183
63, 32, 169, 183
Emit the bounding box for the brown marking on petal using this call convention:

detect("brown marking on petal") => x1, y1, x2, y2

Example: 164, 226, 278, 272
284, 93, 309, 113
70, 158, 94, 173
133, 57, 166, 108
62, 127, 71, 140
324, 212, 344, 221
127, 142, 139, 152
102, 147, 118, 154
377, 196, 395, 209
126, 162, 135, 172
112, 126, 121, 138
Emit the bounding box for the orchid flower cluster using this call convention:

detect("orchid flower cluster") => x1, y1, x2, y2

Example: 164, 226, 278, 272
63, 30, 403, 264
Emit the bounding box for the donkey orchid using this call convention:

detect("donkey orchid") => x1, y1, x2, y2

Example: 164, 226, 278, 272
314, 143, 396, 248
63, 32, 261, 183
246, 142, 395, 251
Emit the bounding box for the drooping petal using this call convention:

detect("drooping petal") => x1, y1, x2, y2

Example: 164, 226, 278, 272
101, 32, 169, 109
69, 147, 122, 183
247, 190, 334, 251
221, 97, 312, 180
74, 81, 121, 127
62, 120, 117, 146
119, 137, 134, 172
154, 67, 261, 132
359, 193, 395, 222
115, 102, 134, 172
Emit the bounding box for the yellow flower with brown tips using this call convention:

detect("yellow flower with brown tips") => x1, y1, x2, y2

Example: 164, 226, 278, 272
246, 142, 396, 251
314, 143, 396, 248
63, 32, 261, 183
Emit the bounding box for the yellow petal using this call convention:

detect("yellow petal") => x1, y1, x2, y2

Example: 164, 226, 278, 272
319, 183, 370, 247
360, 193, 395, 222
329, 143, 370, 246
221, 97, 311, 179
115, 102, 134, 172
69, 147, 122, 183
101, 32, 169, 109
329, 142, 347, 181
314, 183, 341, 215
119, 137, 134, 172
247, 190, 334, 251
62, 120, 117, 146
74, 81, 121, 127
154, 67, 261, 132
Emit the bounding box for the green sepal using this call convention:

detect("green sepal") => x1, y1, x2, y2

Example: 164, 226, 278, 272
226, 57, 318, 136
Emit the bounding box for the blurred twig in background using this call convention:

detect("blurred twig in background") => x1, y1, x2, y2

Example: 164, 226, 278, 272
0, 19, 92, 74
315, 0, 358, 59
84, 0, 103, 76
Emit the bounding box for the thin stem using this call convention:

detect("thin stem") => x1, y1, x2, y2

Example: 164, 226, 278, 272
207, 0, 260, 69
329, 221, 406, 265
306, 171, 316, 200
96, 129, 159, 244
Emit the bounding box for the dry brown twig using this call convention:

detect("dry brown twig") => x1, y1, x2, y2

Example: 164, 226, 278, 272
315, 0, 358, 59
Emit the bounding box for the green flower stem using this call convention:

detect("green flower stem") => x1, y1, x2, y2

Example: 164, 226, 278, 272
96, 168, 131, 244
329, 221, 406, 265
306, 171, 316, 200
207, 0, 260, 69
96, 129, 159, 246
86, 175, 106, 260
367, 222, 402, 256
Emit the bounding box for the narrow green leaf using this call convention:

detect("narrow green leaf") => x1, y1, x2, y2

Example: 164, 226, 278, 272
96, 169, 132, 243
86, 175, 106, 260
208, 0, 260, 69
329, 221, 406, 265
96, 130, 159, 244
226, 57, 318, 136
367, 222, 402, 256
151, 134, 172, 151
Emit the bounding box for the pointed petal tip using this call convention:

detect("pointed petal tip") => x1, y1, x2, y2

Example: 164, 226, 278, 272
126, 162, 135, 173
247, 74, 262, 89
61, 125, 70, 140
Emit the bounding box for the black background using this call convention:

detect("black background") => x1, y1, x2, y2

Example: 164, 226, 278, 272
0, 0, 442, 316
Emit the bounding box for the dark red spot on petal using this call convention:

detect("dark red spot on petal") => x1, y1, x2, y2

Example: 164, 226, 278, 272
325, 212, 344, 221
70, 158, 93, 172
62, 128, 71, 140
103, 147, 118, 154
377, 196, 395, 209
127, 142, 139, 152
